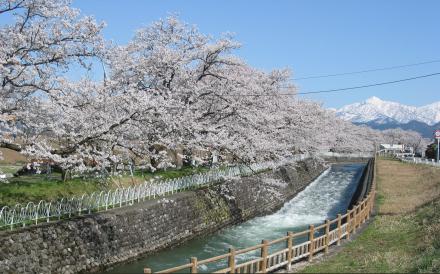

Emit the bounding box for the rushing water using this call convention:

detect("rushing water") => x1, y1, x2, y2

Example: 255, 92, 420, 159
102, 163, 365, 273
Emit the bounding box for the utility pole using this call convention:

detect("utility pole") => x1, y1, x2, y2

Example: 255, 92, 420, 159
435, 130, 440, 163
437, 137, 440, 163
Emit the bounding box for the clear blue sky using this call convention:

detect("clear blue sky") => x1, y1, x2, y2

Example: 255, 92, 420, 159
10, 1, 440, 108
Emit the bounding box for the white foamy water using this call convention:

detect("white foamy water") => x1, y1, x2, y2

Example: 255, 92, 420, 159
104, 163, 365, 273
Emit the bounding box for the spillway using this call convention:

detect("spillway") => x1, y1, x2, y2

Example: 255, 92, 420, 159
102, 163, 365, 273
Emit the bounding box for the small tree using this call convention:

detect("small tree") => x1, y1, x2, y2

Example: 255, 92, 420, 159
425, 142, 438, 160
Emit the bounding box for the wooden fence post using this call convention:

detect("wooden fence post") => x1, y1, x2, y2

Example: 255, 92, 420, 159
229, 248, 236, 274
144, 268, 151, 274
361, 202, 366, 224
337, 214, 342, 245
346, 210, 351, 240
191, 257, 198, 274
308, 225, 315, 262
260, 240, 269, 273
325, 220, 330, 254
367, 195, 372, 218
353, 206, 358, 233
286, 232, 293, 270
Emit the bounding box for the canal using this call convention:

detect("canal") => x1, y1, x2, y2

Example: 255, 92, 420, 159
101, 163, 366, 273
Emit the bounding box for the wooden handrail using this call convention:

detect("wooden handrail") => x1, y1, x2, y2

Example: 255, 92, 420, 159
155, 262, 193, 273
147, 157, 377, 273
268, 235, 289, 245
197, 253, 230, 265
235, 243, 264, 255
292, 229, 310, 238
315, 222, 327, 230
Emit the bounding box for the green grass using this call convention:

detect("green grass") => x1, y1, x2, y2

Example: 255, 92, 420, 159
302, 200, 440, 273
0, 165, 211, 207
0, 175, 102, 207
0, 164, 22, 174
135, 165, 210, 180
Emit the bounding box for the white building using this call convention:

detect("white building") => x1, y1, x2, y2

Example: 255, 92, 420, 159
379, 144, 404, 153
379, 144, 414, 157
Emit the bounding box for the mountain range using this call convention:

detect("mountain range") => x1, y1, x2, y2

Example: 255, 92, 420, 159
335, 97, 440, 138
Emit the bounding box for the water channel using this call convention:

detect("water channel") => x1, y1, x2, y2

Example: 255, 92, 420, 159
102, 163, 366, 273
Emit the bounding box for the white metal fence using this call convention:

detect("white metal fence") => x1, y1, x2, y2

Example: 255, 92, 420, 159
399, 157, 440, 167
0, 156, 311, 230
0, 152, 370, 230
317, 152, 374, 158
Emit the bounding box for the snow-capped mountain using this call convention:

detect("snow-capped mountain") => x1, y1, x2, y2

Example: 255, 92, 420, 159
336, 96, 440, 126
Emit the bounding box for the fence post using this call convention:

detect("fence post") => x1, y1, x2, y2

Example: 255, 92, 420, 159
286, 232, 293, 270
260, 240, 268, 273
368, 195, 372, 218
144, 268, 151, 274
325, 220, 330, 254
364, 200, 368, 222
308, 225, 314, 262
361, 202, 366, 224
337, 214, 342, 245
229, 248, 236, 274
191, 257, 198, 274
353, 206, 358, 233
346, 210, 351, 240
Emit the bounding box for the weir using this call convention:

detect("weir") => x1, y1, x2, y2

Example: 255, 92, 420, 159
102, 163, 366, 273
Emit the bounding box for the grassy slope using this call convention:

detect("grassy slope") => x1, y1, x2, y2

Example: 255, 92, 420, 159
0, 165, 209, 207
301, 158, 440, 273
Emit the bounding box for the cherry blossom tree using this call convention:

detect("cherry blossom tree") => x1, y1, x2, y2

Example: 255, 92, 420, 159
382, 128, 427, 154
0, 0, 105, 174
1, 5, 393, 176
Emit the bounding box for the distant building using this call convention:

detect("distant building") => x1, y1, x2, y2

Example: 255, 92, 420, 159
379, 144, 404, 153
379, 144, 414, 157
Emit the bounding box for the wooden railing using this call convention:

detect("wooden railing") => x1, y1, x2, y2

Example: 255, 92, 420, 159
144, 157, 376, 274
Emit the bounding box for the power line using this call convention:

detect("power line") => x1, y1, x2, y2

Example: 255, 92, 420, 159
225, 72, 440, 97
292, 60, 440, 80
297, 72, 440, 95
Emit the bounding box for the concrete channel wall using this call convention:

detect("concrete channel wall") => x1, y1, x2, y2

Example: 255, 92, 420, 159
0, 158, 328, 274
348, 158, 375, 208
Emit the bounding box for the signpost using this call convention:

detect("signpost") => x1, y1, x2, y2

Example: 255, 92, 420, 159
435, 130, 440, 163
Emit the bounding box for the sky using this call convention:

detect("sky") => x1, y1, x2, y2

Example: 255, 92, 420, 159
5, 0, 440, 108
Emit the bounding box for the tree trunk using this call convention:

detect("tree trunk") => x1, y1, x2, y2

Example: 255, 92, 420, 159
61, 169, 71, 182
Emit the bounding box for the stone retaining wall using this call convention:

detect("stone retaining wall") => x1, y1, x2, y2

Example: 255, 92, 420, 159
0, 158, 326, 274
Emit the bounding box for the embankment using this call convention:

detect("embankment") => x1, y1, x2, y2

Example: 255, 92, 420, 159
0, 158, 327, 274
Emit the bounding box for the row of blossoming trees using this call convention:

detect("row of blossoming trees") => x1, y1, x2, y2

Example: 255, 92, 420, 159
0, 0, 424, 179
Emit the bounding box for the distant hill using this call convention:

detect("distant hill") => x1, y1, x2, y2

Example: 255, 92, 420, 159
354, 120, 440, 138
335, 97, 440, 138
